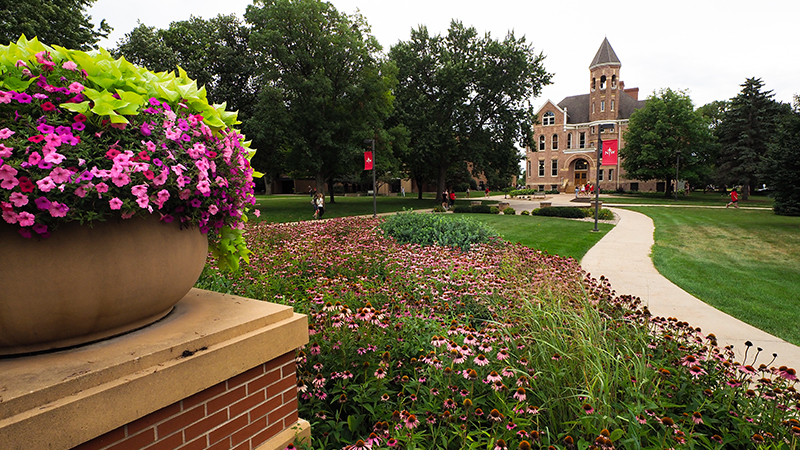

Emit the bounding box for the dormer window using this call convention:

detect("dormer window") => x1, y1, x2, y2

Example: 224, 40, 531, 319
542, 111, 555, 125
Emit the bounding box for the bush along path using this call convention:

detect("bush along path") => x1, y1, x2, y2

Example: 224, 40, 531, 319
198, 216, 800, 450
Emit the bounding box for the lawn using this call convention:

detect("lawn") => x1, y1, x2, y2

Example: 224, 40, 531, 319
251, 195, 612, 260
629, 206, 800, 345
601, 191, 774, 208
450, 213, 613, 260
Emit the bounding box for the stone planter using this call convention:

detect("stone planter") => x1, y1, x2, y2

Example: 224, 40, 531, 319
0, 217, 208, 355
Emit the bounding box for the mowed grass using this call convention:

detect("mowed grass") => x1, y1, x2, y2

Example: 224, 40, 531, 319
629, 206, 800, 345
250, 195, 612, 260
602, 191, 774, 208
454, 214, 613, 260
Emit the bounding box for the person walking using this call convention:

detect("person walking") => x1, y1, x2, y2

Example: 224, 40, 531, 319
442, 189, 449, 210
401, 186, 405, 197
448, 190, 456, 209
466, 187, 470, 198
313, 193, 325, 219
726, 188, 739, 209
484, 187, 490, 197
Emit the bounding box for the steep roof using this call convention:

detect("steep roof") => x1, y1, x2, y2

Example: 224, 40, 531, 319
589, 37, 620, 70
556, 91, 645, 125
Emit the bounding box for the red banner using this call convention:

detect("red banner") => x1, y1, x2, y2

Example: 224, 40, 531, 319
364, 151, 373, 170
601, 140, 618, 166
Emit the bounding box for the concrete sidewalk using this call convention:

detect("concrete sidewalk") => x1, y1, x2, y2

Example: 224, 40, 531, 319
582, 207, 800, 369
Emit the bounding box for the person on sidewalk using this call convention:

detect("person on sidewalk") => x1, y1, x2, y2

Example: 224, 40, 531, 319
442, 189, 449, 210
726, 188, 739, 209
313, 193, 325, 219
449, 190, 456, 209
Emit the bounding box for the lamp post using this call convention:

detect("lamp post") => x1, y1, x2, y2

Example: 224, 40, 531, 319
364, 138, 376, 218
593, 123, 614, 232
675, 150, 681, 201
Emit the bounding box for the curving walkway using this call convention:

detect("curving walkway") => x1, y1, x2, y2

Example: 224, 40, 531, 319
481, 194, 800, 369
581, 207, 800, 369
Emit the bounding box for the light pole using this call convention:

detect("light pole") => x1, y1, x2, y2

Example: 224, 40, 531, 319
593, 123, 614, 232
675, 150, 681, 201
364, 138, 376, 218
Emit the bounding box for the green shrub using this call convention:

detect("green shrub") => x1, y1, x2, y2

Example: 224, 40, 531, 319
379, 211, 499, 250
503, 207, 516, 215
521, 210, 530, 215
432, 205, 446, 213
531, 207, 586, 218
581, 208, 614, 220
452, 205, 473, 213
490, 206, 500, 214
471, 204, 492, 214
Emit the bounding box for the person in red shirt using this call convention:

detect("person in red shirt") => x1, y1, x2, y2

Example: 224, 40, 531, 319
448, 190, 456, 209
726, 188, 739, 209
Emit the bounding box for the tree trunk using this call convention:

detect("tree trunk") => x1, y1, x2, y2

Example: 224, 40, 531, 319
327, 177, 336, 203
415, 177, 424, 200
437, 164, 448, 203
664, 176, 674, 198
315, 172, 324, 195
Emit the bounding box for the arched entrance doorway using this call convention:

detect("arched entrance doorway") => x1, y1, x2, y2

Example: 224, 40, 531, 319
574, 159, 589, 187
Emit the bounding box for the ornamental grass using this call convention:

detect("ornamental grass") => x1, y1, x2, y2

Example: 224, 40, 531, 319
198, 216, 800, 450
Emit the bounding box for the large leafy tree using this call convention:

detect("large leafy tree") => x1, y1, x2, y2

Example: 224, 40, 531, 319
0, 0, 110, 50
245, 0, 394, 201
715, 78, 788, 199
620, 88, 715, 197
760, 99, 800, 215
113, 15, 257, 120
389, 22, 551, 201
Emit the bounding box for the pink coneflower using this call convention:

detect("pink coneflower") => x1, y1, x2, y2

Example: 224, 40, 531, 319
374, 368, 386, 379
443, 398, 456, 409
380, 394, 390, 401
486, 371, 502, 383
513, 387, 527, 402
405, 414, 419, 429
689, 364, 707, 378
493, 438, 508, 450
492, 381, 507, 392
552, 353, 561, 361
779, 366, 798, 381
692, 411, 703, 425
497, 349, 510, 360
518, 357, 528, 366
582, 403, 594, 414
506, 420, 517, 430
711, 435, 723, 444
312, 374, 326, 388
464, 334, 478, 345
474, 354, 489, 366
488, 408, 504, 422
386, 438, 398, 447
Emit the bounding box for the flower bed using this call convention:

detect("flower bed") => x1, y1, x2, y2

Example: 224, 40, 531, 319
198, 217, 800, 449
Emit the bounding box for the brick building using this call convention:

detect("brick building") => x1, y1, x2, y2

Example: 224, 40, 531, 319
525, 38, 656, 193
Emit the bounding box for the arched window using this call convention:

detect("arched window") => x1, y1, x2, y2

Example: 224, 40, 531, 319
600, 75, 607, 90
575, 160, 588, 170
542, 111, 555, 125
539, 135, 546, 150
552, 134, 558, 150
591, 78, 596, 91
611, 75, 617, 88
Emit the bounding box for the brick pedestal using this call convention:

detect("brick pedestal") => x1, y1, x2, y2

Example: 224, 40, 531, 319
0, 289, 310, 450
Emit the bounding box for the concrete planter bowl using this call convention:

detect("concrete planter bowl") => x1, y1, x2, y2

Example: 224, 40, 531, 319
0, 217, 208, 356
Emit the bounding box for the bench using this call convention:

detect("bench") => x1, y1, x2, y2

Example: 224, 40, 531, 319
532, 192, 547, 199
470, 201, 482, 206
539, 201, 552, 208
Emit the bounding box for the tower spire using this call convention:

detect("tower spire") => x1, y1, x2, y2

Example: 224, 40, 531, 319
589, 37, 620, 69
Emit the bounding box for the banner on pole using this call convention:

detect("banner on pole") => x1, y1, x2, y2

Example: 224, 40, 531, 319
601, 140, 618, 166
364, 151, 373, 170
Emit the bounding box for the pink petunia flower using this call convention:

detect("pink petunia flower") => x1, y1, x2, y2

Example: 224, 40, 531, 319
108, 198, 123, 210
0, 128, 14, 139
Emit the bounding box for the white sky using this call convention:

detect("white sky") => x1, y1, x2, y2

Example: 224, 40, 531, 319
88, 0, 799, 110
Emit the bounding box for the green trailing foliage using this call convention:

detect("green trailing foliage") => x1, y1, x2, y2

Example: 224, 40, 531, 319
379, 211, 500, 251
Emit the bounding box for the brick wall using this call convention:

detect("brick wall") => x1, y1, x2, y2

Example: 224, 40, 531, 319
73, 352, 299, 450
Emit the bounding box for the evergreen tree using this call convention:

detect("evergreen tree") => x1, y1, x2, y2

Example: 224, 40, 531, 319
716, 78, 787, 199
760, 103, 800, 215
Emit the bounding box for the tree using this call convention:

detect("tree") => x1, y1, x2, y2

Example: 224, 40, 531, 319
245, 0, 395, 202
113, 15, 258, 120
389, 22, 551, 202
620, 88, 715, 197
716, 78, 788, 200
760, 105, 800, 215
0, 0, 110, 50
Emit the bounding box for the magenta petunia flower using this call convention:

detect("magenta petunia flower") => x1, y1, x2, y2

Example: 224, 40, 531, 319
108, 198, 123, 210
0, 127, 14, 139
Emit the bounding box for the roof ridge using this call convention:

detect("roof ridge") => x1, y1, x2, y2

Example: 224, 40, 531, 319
589, 37, 620, 69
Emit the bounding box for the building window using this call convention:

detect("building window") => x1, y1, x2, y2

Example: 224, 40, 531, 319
592, 103, 595, 114
608, 169, 614, 180
599, 169, 604, 181
591, 78, 596, 91
612, 75, 617, 88
551, 159, 558, 177
551, 184, 559, 191
538, 185, 545, 191
538, 160, 545, 177
527, 160, 531, 177
539, 135, 545, 150
601, 101, 605, 112
567, 133, 572, 149
543, 111, 555, 125
579, 132, 586, 148
611, 100, 615, 111
590, 126, 595, 134
552, 134, 558, 150
600, 75, 606, 90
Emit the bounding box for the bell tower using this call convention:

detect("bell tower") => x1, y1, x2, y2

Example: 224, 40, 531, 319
589, 37, 621, 123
